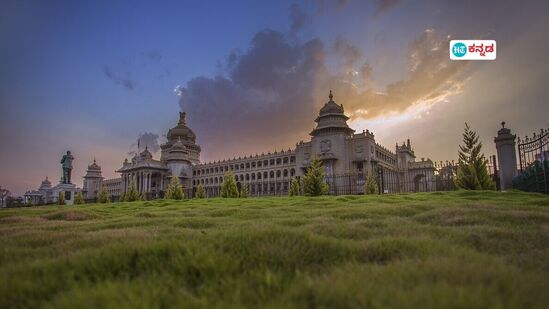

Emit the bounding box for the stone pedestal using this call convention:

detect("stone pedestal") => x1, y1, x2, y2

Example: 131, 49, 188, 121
494, 122, 517, 190
53, 183, 77, 205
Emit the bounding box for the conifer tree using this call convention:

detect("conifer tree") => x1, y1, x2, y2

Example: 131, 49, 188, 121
455, 123, 496, 190
221, 171, 239, 198
364, 172, 378, 195
98, 185, 110, 203
165, 176, 184, 200
58, 191, 66, 205
289, 178, 301, 196
302, 158, 329, 196
195, 184, 205, 198
124, 180, 141, 202
74, 191, 85, 205
239, 183, 249, 198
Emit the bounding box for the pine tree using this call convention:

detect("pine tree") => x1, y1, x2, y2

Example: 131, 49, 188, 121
195, 184, 205, 198
165, 176, 184, 200
58, 191, 65, 205
124, 180, 142, 202
221, 171, 239, 198
239, 183, 249, 198
455, 123, 496, 190
98, 185, 110, 203
302, 158, 329, 196
289, 178, 301, 196
364, 173, 378, 194
74, 191, 85, 205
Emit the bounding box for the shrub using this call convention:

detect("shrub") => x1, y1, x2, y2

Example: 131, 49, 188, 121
98, 185, 110, 203
302, 158, 328, 196
74, 191, 85, 205
364, 173, 378, 194
221, 171, 239, 198
195, 184, 205, 198
58, 191, 65, 205
455, 123, 496, 190
289, 178, 301, 196
240, 183, 249, 198
124, 180, 142, 202
165, 176, 184, 200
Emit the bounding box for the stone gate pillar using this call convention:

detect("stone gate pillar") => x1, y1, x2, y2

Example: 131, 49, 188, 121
494, 122, 518, 190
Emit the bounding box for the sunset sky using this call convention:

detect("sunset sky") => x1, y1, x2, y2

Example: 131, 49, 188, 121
1, 0, 548, 195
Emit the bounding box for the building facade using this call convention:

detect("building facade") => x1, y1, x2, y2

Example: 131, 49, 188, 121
109, 91, 436, 198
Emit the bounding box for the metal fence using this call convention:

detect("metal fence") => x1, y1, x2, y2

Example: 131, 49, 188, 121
515, 127, 549, 194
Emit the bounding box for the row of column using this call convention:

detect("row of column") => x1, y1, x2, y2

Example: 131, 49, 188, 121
122, 171, 166, 193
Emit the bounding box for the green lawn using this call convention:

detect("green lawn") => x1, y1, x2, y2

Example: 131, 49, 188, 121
1, 191, 548, 308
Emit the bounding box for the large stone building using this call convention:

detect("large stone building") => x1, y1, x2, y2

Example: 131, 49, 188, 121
94, 91, 436, 198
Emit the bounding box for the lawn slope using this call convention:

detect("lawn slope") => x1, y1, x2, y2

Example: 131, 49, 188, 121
0, 191, 548, 308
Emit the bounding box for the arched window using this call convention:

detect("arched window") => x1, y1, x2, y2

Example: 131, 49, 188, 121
263, 171, 268, 179
283, 169, 288, 177
276, 158, 282, 165
251, 173, 255, 180
290, 168, 295, 176
276, 170, 281, 178
257, 172, 262, 180
246, 174, 250, 181
270, 171, 275, 179
239, 174, 244, 181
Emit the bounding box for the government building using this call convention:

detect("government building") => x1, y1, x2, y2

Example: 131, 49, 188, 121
81, 91, 437, 199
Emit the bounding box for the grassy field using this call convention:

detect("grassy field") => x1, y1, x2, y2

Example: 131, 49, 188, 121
1, 191, 548, 308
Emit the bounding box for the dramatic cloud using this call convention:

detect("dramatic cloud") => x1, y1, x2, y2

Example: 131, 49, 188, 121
374, 0, 400, 16
103, 65, 136, 90
329, 29, 467, 119
176, 15, 468, 160
128, 132, 161, 156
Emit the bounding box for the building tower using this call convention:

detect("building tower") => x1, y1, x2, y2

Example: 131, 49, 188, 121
309, 90, 355, 176
494, 121, 517, 190
82, 159, 103, 199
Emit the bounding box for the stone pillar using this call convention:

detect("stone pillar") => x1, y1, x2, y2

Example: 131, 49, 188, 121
494, 121, 518, 190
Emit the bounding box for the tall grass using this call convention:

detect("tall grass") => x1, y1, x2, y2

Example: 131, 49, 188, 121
0, 191, 548, 308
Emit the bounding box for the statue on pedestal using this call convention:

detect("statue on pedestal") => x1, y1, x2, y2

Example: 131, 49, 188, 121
60, 151, 74, 184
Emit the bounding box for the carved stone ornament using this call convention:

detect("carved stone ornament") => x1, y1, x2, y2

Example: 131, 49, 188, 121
320, 140, 332, 153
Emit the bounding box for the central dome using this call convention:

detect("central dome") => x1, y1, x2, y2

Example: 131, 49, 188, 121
167, 112, 196, 142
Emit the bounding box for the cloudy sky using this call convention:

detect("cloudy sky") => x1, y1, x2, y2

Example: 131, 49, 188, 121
1, 0, 548, 195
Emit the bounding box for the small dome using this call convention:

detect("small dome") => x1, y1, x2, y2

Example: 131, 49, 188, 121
319, 90, 344, 115
167, 112, 196, 142
170, 138, 186, 151
39, 177, 52, 190
87, 159, 101, 171
140, 147, 153, 160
